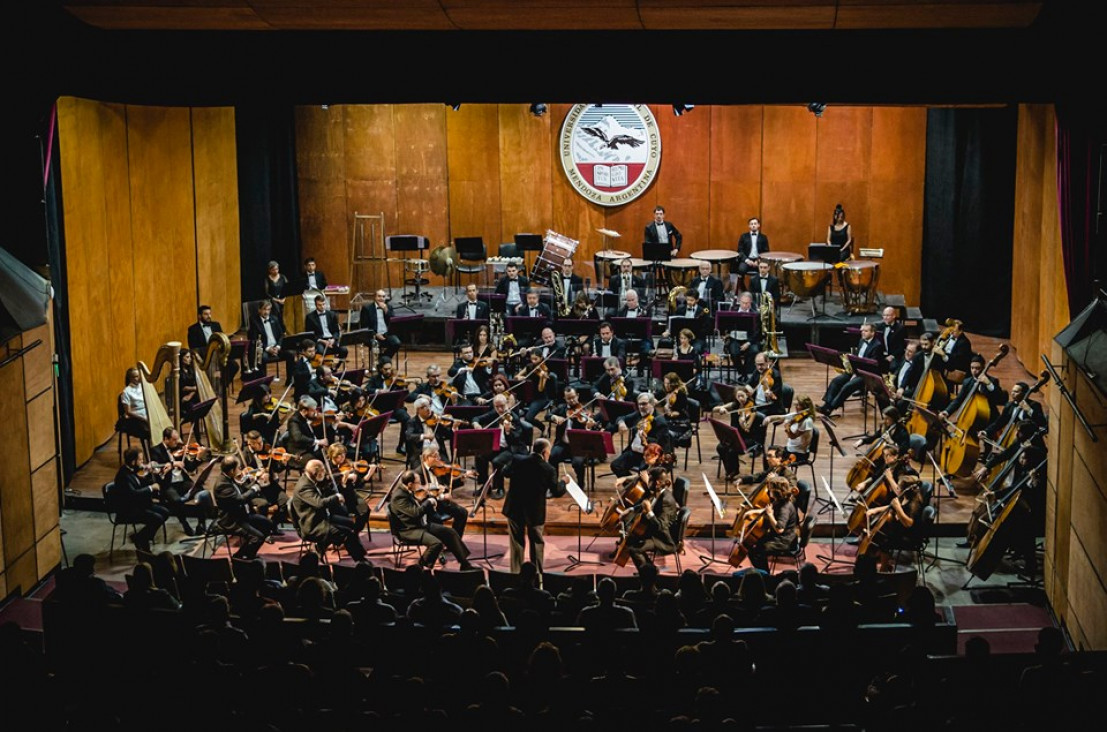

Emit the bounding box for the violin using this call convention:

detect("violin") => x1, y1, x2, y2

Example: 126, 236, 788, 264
264, 396, 293, 415
170, 442, 205, 459
425, 413, 469, 428
758, 361, 776, 393
435, 383, 461, 402
612, 376, 628, 401
468, 357, 494, 370
386, 375, 409, 390
310, 409, 341, 427
338, 459, 374, 476
310, 351, 338, 369
136, 461, 172, 478
425, 458, 476, 481
255, 446, 291, 464
234, 466, 264, 485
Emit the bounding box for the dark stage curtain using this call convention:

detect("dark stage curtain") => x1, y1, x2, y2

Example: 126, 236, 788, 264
1055, 102, 1106, 317
922, 107, 1017, 338
235, 105, 302, 303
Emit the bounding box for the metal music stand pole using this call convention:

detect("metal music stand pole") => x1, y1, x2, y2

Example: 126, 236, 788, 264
564, 430, 611, 570
922, 447, 964, 570
697, 473, 733, 572
467, 470, 503, 567
814, 414, 847, 517
814, 476, 854, 571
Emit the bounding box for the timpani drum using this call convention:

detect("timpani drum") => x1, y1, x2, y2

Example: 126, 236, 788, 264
594, 249, 633, 282
690, 249, 739, 280
838, 260, 881, 314
782, 261, 833, 299
663, 258, 701, 288
760, 251, 804, 303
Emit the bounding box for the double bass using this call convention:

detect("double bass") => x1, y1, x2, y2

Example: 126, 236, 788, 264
939, 345, 1008, 477
980, 370, 1049, 487
905, 348, 950, 437
966, 458, 1046, 580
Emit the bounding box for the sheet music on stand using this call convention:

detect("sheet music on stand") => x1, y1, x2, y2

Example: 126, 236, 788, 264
564, 476, 593, 514
702, 473, 725, 519
820, 476, 844, 514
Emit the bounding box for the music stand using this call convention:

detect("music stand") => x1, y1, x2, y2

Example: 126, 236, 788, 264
813, 414, 847, 515
595, 289, 621, 313
341, 328, 374, 369
597, 399, 636, 433
478, 292, 506, 315
505, 315, 546, 345
560, 471, 602, 571
697, 472, 732, 571
806, 343, 844, 391
814, 476, 853, 572
922, 447, 963, 571
281, 331, 315, 360
513, 233, 544, 274
387, 234, 431, 308
467, 469, 504, 567
566, 429, 615, 494
807, 243, 841, 263
444, 404, 486, 427
651, 357, 695, 385
184, 397, 218, 447
854, 367, 889, 431
452, 428, 501, 475
707, 418, 747, 492
236, 375, 275, 405
580, 356, 611, 383
667, 315, 699, 340
446, 318, 489, 347
355, 411, 393, 467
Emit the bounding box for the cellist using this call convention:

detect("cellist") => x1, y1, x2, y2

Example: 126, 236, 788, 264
742, 476, 800, 572
616, 467, 680, 572
737, 446, 810, 522
854, 406, 912, 455
858, 474, 925, 572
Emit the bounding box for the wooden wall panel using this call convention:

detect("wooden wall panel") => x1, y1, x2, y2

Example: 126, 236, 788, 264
397, 105, 449, 248
127, 105, 198, 360
447, 104, 500, 247
870, 107, 927, 304
0, 355, 32, 575
192, 107, 242, 330
22, 324, 54, 399
26, 393, 56, 473
500, 104, 553, 245
815, 106, 872, 245
710, 106, 764, 252
762, 106, 818, 254
32, 462, 59, 541
59, 97, 135, 464
295, 106, 349, 295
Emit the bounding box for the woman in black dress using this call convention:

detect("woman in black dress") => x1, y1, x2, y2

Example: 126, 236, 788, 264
264, 260, 290, 322
827, 204, 853, 262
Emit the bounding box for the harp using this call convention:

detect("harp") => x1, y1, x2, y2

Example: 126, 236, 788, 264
136, 341, 181, 439
196, 332, 233, 453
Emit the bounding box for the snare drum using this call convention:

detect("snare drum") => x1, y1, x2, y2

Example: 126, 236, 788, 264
837, 260, 881, 314
760, 251, 804, 303
594, 249, 632, 281
782, 261, 833, 299
663, 258, 701, 288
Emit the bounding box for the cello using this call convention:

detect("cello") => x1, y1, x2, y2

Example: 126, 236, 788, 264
599, 444, 670, 531
939, 345, 1009, 477
727, 477, 790, 567
856, 478, 921, 556
966, 458, 1046, 580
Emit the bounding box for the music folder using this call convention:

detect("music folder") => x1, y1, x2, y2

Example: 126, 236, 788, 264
807, 243, 841, 263
642, 241, 673, 262
608, 316, 652, 340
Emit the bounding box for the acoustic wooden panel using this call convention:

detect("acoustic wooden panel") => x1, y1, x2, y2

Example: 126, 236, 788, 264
447, 104, 501, 247
0, 348, 33, 584
762, 106, 819, 255
32, 461, 59, 542
499, 104, 553, 246
192, 107, 242, 330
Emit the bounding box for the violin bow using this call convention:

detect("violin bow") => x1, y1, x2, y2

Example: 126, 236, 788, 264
266, 381, 295, 424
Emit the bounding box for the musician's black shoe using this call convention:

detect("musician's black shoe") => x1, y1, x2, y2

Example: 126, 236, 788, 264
179, 521, 196, 537
458, 561, 477, 571
491, 489, 505, 500
955, 540, 972, 549
270, 528, 286, 537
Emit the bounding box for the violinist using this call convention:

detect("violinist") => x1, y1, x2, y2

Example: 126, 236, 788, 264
247, 300, 285, 376
148, 427, 212, 536
855, 406, 912, 455
516, 349, 558, 426
619, 467, 679, 572
407, 364, 451, 415
738, 446, 810, 522
612, 393, 673, 478
286, 396, 328, 466
744, 352, 784, 416
744, 477, 799, 572
213, 456, 274, 560
816, 322, 885, 417
767, 394, 816, 463
474, 394, 530, 499
112, 447, 170, 553
660, 371, 690, 422
455, 282, 491, 321
588, 321, 627, 360
859, 474, 926, 572
473, 324, 497, 361
365, 359, 413, 455
404, 397, 451, 470
324, 443, 371, 536
389, 469, 474, 570
714, 385, 765, 476
242, 429, 289, 522
291, 459, 368, 562
359, 289, 400, 364
593, 357, 636, 415
475, 373, 520, 413
291, 339, 317, 400
569, 290, 598, 320
448, 343, 492, 403
420, 445, 473, 538
548, 385, 600, 487
306, 294, 348, 362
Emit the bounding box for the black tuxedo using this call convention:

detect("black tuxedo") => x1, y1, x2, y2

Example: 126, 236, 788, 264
611, 410, 673, 476
503, 452, 565, 572
590, 335, 627, 360
608, 273, 646, 296
111, 465, 168, 549
737, 231, 770, 279
555, 273, 585, 309
626, 486, 680, 571
187, 320, 223, 351
945, 374, 1005, 417
939, 334, 974, 374
474, 408, 530, 496
495, 274, 530, 307
533, 342, 567, 361
616, 304, 651, 320
454, 299, 490, 320
879, 320, 907, 362
723, 307, 761, 377
359, 302, 401, 361
644, 221, 683, 252
903, 350, 948, 398
299, 269, 328, 293
820, 337, 886, 412
688, 275, 725, 309
747, 274, 781, 305
447, 358, 492, 399
671, 303, 711, 340
305, 309, 348, 359
247, 313, 286, 370
984, 398, 1046, 439
592, 372, 636, 406
514, 301, 552, 322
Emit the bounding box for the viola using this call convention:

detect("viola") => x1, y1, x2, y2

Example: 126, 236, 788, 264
612, 376, 628, 401
310, 352, 338, 369
435, 383, 461, 402
310, 409, 341, 427
171, 442, 205, 459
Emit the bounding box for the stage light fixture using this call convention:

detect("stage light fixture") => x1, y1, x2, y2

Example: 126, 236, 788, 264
530, 103, 548, 117
447, 103, 462, 111
807, 103, 827, 117
673, 104, 695, 116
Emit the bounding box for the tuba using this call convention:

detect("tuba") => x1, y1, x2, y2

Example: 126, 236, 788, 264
668, 285, 687, 314
760, 292, 780, 356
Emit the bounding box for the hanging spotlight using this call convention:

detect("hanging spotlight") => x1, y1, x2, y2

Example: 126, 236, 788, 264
320, 104, 330, 111
806, 103, 827, 117
673, 104, 695, 117
447, 103, 462, 111
529, 103, 548, 117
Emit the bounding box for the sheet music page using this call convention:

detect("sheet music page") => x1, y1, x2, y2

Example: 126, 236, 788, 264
702, 473, 725, 518
564, 476, 592, 513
